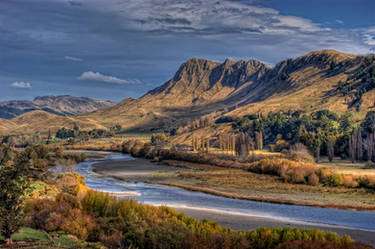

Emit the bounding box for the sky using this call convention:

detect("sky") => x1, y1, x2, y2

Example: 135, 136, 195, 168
1, 0, 375, 102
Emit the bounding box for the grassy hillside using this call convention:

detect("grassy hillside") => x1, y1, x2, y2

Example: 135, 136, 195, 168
1, 49, 374, 134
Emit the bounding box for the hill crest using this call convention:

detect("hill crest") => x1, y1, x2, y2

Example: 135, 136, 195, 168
2, 50, 375, 134
0, 95, 115, 119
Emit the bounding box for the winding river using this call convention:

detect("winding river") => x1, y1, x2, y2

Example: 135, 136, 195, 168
57, 153, 375, 234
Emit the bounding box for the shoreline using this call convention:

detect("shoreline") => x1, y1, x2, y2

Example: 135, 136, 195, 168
90, 153, 375, 212
158, 182, 375, 212
83, 152, 375, 246
170, 205, 375, 246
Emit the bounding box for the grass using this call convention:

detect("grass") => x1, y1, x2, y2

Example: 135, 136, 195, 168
133, 160, 375, 211
317, 157, 375, 176
10, 228, 48, 242
0, 227, 103, 249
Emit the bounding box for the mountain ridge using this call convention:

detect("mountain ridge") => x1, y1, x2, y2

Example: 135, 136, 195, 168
0, 95, 116, 119
1, 50, 375, 134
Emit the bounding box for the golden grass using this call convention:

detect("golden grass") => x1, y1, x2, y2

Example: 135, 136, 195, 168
317, 157, 375, 176
161, 182, 375, 211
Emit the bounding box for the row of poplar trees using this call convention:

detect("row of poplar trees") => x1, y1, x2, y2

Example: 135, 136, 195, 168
192, 131, 264, 157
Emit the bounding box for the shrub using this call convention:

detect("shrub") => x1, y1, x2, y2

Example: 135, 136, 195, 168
215, 116, 234, 124
122, 140, 136, 154
250, 158, 318, 184
31, 144, 49, 159
318, 168, 334, 184
358, 176, 375, 189
32, 158, 46, 169
269, 140, 289, 152
307, 173, 319, 186
24, 195, 95, 240
130, 141, 145, 157
365, 161, 375, 168
328, 174, 344, 187
343, 175, 359, 188
288, 143, 315, 163
60, 208, 95, 240
289, 168, 307, 184
56, 192, 82, 209
151, 134, 169, 146
55, 172, 85, 195
275, 240, 371, 249
26, 188, 359, 249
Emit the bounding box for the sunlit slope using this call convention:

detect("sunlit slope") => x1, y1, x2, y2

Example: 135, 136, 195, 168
1, 50, 374, 134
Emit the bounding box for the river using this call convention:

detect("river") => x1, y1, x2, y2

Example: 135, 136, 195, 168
56, 152, 375, 245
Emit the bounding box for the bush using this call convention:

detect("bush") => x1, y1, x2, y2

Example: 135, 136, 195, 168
130, 141, 145, 157
328, 174, 344, 187
270, 140, 290, 152
26, 187, 359, 249
288, 143, 315, 163
343, 175, 359, 188
250, 158, 318, 184
307, 173, 319, 186
365, 161, 375, 168
24, 193, 95, 240
215, 116, 234, 124
275, 240, 371, 249
55, 172, 85, 195
151, 134, 169, 146
122, 140, 136, 154
358, 176, 375, 189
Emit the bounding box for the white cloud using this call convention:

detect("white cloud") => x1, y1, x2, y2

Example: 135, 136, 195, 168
78, 0, 375, 55
65, 56, 83, 62
87, 0, 323, 35
336, 19, 344, 25
362, 27, 375, 46
78, 71, 140, 84
11, 81, 31, 89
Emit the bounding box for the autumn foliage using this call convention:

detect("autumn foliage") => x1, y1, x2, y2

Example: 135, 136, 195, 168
23, 177, 365, 249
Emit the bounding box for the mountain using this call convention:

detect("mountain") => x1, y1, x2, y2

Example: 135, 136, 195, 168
1, 50, 375, 134
0, 95, 116, 119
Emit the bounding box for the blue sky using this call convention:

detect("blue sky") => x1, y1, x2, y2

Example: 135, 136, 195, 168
1, 0, 374, 102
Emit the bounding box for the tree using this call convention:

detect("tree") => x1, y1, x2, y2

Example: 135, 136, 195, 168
73, 123, 80, 137
362, 111, 375, 133
349, 129, 364, 163
356, 129, 363, 161
151, 134, 168, 147
255, 131, 263, 150
47, 129, 52, 144
56, 128, 74, 139
365, 133, 375, 162
349, 131, 357, 163
235, 132, 251, 157
0, 152, 32, 244
327, 137, 335, 162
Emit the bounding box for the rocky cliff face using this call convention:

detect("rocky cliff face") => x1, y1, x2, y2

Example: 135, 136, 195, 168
144, 58, 269, 106
0, 95, 115, 119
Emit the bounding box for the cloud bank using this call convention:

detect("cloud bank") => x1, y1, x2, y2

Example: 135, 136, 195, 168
11, 81, 31, 89
78, 71, 140, 84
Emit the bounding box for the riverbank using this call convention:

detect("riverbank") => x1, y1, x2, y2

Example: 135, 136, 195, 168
171, 205, 375, 247
88, 153, 375, 246
91, 156, 375, 211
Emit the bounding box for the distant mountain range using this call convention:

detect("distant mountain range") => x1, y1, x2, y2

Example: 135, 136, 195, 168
1, 50, 374, 134
0, 95, 115, 119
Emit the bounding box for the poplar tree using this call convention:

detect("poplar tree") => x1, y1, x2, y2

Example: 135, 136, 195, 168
327, 137, 335, 162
